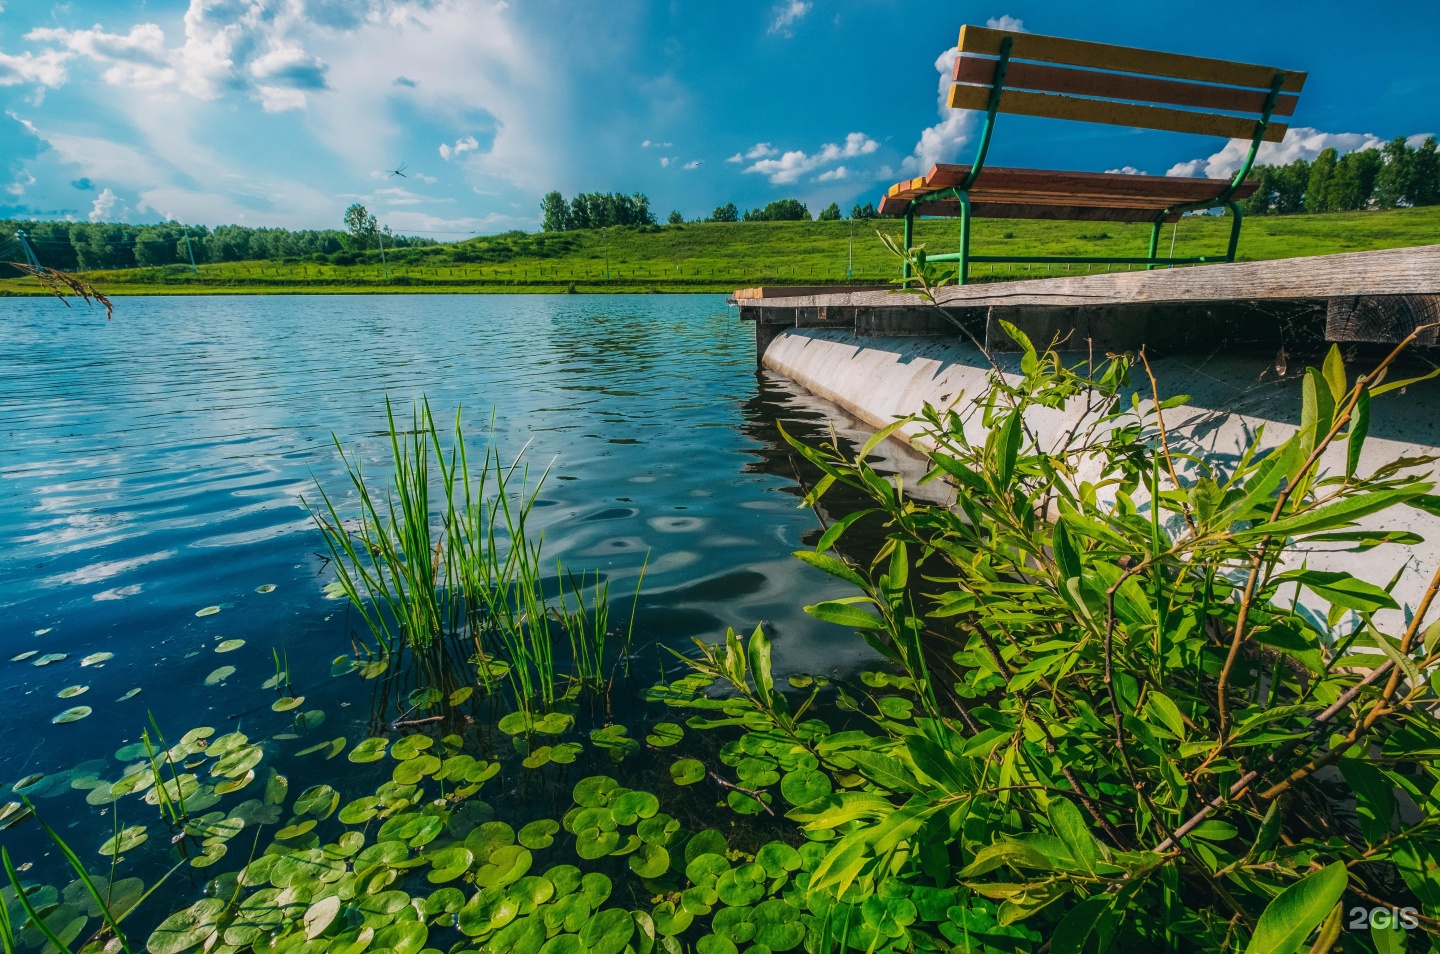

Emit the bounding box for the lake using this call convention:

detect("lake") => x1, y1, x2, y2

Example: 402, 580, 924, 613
0, 294, 893, 883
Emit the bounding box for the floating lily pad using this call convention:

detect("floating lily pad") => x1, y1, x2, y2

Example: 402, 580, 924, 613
295, 784, 339, 818
81, 652, 114, 667
581, 909, 634, 954
295, 737, 346, 759
195, 606, 221, 617
303, 895, 340, 939
58, 685, 89, 699
99, 825, 148, 857
670, 759, 706, 786
322, 582, 347, 600
203, 666, 235, 686
10, 651, 37, 662
645, 723, 683, 747
518, 819, 559, 850
190, 841, 227, 868
53, 706, 92, 724
117, 688, 141, 701
611, 791, 659, 825
271, 696, 303, 712
628, 843, 669, 879
348, 737, 389, 763
215, 639, 245, 653
425, 845, 474, 883
0, 801, 32, 830
390, 735, 433, 760
255, 584, 277, 594
33, 653, 67, 666
573, 775, 621, 808
780, 769, 831, 806
148, 898, 225, 954
449, 686, 473, 706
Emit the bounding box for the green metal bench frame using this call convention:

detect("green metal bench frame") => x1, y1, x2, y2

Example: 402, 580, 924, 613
901, 36, 1290, 284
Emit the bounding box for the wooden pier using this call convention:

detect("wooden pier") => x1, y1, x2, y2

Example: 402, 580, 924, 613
736, 245, 1440, 361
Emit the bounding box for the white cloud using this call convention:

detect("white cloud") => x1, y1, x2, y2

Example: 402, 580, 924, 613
816, 166, 848, 181
899, 18, 1026, 177
1167, 126, 1385, 178
1106, 166, 1146, 175
414, 172, 437, 184
88, 187, 123, 222
0, 48, 70, 87
439, 135, 480, 161
768, 1, 811, 37
682, 159, 702, 170
257, 85, 308, 112
726, 153, 743, 163
659, 156, 671, 167
641, 139, 672, 148
6, 169, 36, 196
984, 15, 1026, 32
742, 133, 877, 184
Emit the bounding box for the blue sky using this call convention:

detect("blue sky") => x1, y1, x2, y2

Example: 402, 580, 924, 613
2, 0, 1437, 236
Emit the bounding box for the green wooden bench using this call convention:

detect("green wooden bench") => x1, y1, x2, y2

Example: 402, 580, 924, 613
879, 25, 1305, 283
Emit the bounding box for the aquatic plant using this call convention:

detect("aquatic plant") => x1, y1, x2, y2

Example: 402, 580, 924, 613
312, 401, 635, 714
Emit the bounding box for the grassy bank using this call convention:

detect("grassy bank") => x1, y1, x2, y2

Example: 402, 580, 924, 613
3, 205, 1437, 296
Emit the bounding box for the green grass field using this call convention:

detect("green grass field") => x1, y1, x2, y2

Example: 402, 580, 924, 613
3, 206, 1437, 297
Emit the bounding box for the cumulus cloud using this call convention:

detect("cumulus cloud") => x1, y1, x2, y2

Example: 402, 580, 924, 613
1106, 166, 1146, 175
6, 169, 35, 196
439, 135, 480, 160
742, 132, 877, 184
641, 139, 672, 148
901, 16, 1026, 176
0, 48, 70, 87
816, 166, 848, 181
682, 159, 702, 170
88, 187, 124, 222
1167, 127, 1385, 178
768, 1, 811, 37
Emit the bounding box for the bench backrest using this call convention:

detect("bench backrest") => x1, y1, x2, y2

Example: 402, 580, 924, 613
950, 25, 1305, 144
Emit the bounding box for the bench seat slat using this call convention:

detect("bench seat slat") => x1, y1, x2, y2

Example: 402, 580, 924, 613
953, 56, 1299, 118
879, 165, 1257, 222
958, 24, 1306, 93
948, 84, 1289, 142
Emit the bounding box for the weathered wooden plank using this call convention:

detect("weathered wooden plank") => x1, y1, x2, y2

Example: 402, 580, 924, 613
734, 285, 884, 300
956, 24, 1306, 93
735, 245, 1440, 311
925, 165, 1257, 202
877, 196, 1183, 222
949, 83, 1288, 141
1326, 295, 1440, 345
953, 56, 1300, 116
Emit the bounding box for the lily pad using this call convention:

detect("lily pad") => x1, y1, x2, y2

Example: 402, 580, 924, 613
611, 791, 659, 825
99, 825, 148, 857
295, 784, 340, 818
203, 666, 235, 686
0, 801, 32, 830
117, 688, 142, 701
148, 898, 225, 954
195, 606, 221, 617
519, 819, 559, 850
390, 735, 433, 760
425, 845, 474, 883
645, 722, 684, 747
11, 651, 37, 662
58, 685, 89, 698
256, 584, 277, 594
53, 706, 92, 724
215, 639, 245, 653
580, 909, 634, 954
303, 895, 340, 939
670, 759, 706, 786
33, 653, 67, 666
271, 696, 304, 712
80, 652, 113, 667
348, 737, 389, 763
628, 844, 669, 879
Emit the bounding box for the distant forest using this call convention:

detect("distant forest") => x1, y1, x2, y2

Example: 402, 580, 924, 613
1242, 136, 1440, 214
4, 138, 1437, 274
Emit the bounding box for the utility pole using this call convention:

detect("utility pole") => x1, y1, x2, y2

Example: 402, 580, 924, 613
183, 230, 199, 274
377, 227, 390, 279
15, 230, 44, 273
847, 221, 854, 279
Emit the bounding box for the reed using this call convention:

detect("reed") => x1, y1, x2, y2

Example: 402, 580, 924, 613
311, 401, 631, 713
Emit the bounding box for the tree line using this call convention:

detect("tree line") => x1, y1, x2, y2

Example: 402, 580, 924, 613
2, 207, 435, 274
542, 191, 882, 231
1242, 135, 1440, 214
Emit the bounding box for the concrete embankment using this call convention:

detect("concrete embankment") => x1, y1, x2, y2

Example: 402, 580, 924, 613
754, 323, 1440, 623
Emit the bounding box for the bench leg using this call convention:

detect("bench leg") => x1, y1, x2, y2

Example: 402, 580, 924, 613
1147, 219, 1163, 270
1225, 201, 1243, 262
958, 192, 971, 286
902, 210, 915, 280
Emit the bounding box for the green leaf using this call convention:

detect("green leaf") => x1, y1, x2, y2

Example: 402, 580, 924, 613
1051, 896, 1111, 954
793, 550, 867, 589
1272, 569, 1398, 613
1298, 368, 1335, 475
816, 508, 874, 552
1047, 798, 1098, 875
804, 600, 885, 631
1242, 862, 1348, 954
670, 760, 705, 786
1241, 486, 1431, 540
1322, 345, 1347, 402
994, 411, 1022, 486
1346, 386, 1370, 478
1051, 518, 1080, 582
1370, 365, 1440, 396
746, 625, 775, 708
1145, 691, 1186, 739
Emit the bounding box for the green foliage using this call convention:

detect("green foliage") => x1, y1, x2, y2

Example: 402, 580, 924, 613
1246, 136, 1440, 214
817, 203, 842, 222
742, 199, 810, 222
709, 202, 739, 223
650, 324, 1440, 950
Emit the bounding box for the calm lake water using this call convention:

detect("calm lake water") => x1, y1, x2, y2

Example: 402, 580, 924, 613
0, 294, 882, 856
